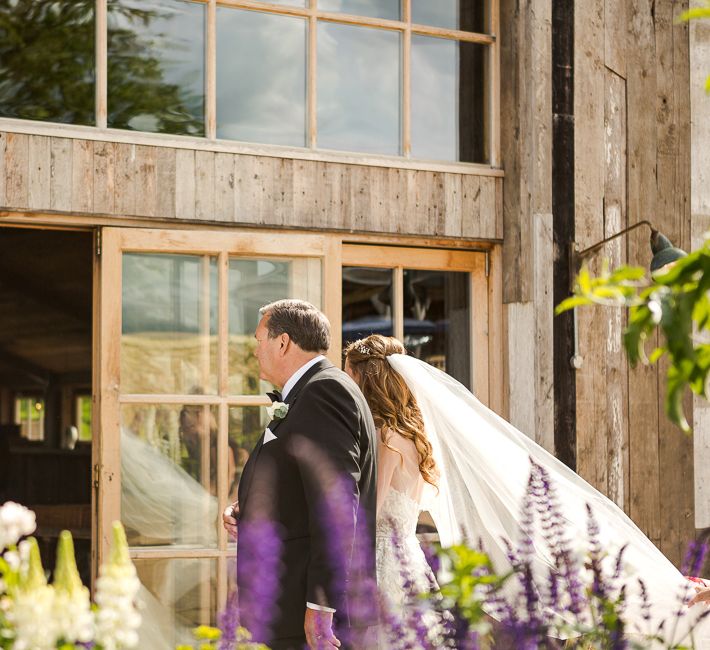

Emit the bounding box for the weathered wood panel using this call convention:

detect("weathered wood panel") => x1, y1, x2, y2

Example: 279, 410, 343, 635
0, 130, 502, 240
627, 0, 662, 548
28, 135, 50, 211
6, 133, 28, 208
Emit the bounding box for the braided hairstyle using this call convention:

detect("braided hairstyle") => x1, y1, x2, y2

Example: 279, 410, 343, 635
344, 335, 438, 488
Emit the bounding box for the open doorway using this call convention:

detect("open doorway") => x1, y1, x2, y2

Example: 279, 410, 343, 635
0, 226, 93, 586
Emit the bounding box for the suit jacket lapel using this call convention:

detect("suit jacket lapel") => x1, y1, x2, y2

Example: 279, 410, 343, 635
239, 359, 333, 509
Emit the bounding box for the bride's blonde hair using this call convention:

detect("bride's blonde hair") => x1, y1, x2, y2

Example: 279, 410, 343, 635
344, 335, 438, 488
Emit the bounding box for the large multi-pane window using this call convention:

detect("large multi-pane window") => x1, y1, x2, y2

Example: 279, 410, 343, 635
0, 0, 496, 164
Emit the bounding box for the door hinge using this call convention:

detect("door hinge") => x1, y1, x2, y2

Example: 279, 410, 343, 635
93, 463, 101, 490
95, 229, 102, 257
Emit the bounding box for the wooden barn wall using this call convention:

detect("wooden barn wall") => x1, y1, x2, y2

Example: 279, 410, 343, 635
501, 0, 694, 567
573, 0, 693, 566
691, 3, 710, 531
0, 132, 503, 241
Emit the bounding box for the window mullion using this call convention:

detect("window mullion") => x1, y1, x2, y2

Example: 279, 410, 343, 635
402, 0, 411, 157
488, 0, 500, 165
206, 0, 217, 139
308, 0, 317, 149
96, 0, 108, 128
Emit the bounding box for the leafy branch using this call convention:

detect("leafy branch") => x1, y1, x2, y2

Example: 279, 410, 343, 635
556, 237, 710, 433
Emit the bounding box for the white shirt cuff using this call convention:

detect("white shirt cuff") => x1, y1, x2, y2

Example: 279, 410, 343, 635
306, 601, 336, 613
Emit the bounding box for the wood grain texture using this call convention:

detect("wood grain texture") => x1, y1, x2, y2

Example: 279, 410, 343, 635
5, 132, 29, 209
93, 141, 115, 215
50, 138, 73, 212
71, 139, 94, 213
27, 135, 51, 211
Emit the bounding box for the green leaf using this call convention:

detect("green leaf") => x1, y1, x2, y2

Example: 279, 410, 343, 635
649, 347, 666, 364
677, 6, 710, 23
608, 265, 646, 283
555, 295, 592, 315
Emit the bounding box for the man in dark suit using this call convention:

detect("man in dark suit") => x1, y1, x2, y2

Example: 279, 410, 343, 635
223, 299, 377, 650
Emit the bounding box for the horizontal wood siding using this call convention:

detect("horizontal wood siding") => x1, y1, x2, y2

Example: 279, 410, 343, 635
0, 132, 502, 241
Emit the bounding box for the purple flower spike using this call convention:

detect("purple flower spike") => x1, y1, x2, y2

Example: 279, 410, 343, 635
237, 518, 283, 643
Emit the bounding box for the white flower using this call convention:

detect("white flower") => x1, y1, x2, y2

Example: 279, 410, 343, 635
0, 502, 36, 550
53, 531, 94, 644
94, 523, 142, 650
266, 401, 289, 420
3, 550, 19, 571
7, 583, 56, 650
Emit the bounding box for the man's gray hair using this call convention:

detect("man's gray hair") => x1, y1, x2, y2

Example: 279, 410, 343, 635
259, 299, 331, 353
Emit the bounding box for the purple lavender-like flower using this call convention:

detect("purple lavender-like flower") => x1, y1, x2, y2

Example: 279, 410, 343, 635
217, 587, 239, 650
236, 518, 282, 643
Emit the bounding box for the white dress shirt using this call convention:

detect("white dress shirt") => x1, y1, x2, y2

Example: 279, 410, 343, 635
265, 355, 335, 614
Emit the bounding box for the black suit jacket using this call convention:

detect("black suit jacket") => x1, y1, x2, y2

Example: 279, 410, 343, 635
237, 358, 377, 643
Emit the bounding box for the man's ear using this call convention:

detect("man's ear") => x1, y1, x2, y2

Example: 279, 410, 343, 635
278, 333, 291, 355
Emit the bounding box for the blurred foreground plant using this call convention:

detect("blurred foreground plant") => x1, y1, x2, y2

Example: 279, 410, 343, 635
556, 236, 710, 432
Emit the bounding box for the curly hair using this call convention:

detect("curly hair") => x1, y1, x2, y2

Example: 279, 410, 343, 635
344, 335, 438, 489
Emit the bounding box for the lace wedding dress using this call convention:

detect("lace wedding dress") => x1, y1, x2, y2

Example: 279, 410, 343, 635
375, 430, 438, 624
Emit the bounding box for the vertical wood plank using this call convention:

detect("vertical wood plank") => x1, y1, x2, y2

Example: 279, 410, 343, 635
507, 302, 536, 436
50, 138, 73, 212
627, 0, 661, 545
604, 0, 627, 78
479, 177, 497, 239
5, 132, 29, 209
533, 211, 554, 453
273, 158, 294, 227
71, 139, 94, 213
134, 145, 157, 217
604, 69, 629, 511
175, 149, 196, 220
461, 174, 482, 238
27, 135, 51, 210
155, 147, 177, 220
93, 141, 116, 214
214, 152, 235, 222
0, 133, 6, 207
195, 150, 216, 221
443, 174, 463, 238
487, 245, 505, 417
114, 143, 137, 216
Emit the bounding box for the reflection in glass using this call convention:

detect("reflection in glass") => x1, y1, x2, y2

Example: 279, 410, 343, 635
134, 558, 216, 647
108, 0, 204, 135
121, 404, 219, 548
228, 406, 270, 501
403, 270, 471, 388
121, 254, 218, 395
228, 258, 321, 395
217, 9, 306, 146
0, 0, 94, 124
318, 23, 401, 155
411, 35, 486, 163
412, 0, 487, 33
342, 267, 393, 348
318, 0, 400, 20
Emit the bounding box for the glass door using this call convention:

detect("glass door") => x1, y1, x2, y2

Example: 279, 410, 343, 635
341, 244, 490, 403
96, 228, 339, 647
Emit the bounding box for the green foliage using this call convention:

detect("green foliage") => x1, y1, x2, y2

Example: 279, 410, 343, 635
557, 237, 710, 433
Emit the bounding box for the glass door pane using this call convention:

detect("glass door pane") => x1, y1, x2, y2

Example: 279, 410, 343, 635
403, 269, 471, 388
342, 267, 393, 347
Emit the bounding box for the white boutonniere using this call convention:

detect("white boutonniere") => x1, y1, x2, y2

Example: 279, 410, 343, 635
266, 401, 289, 421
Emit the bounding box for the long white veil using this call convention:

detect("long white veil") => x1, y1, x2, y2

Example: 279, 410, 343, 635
387, 353, 710, 645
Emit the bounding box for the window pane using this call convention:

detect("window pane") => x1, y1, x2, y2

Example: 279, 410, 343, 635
0, 0, 94, 124
342, 267, 393, 347
76, 395, 92, 442
217, 9, 306, 146
318, 0, 400, 20
412, 0, 487, 33
411, 36, 487, 163
108, 0, 205, 136
403, 269, 471, 388
318, 23, 401, 155
134, 558, 217, 647
121, 404, 219, 548
122, 254, 218, 395
228, 258, 322, 395
228, 406, 270, 503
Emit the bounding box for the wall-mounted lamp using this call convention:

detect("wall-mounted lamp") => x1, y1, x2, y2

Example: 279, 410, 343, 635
569, 220, 688, 289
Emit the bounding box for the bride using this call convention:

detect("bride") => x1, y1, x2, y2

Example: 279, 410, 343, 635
343, 334, 710, 648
